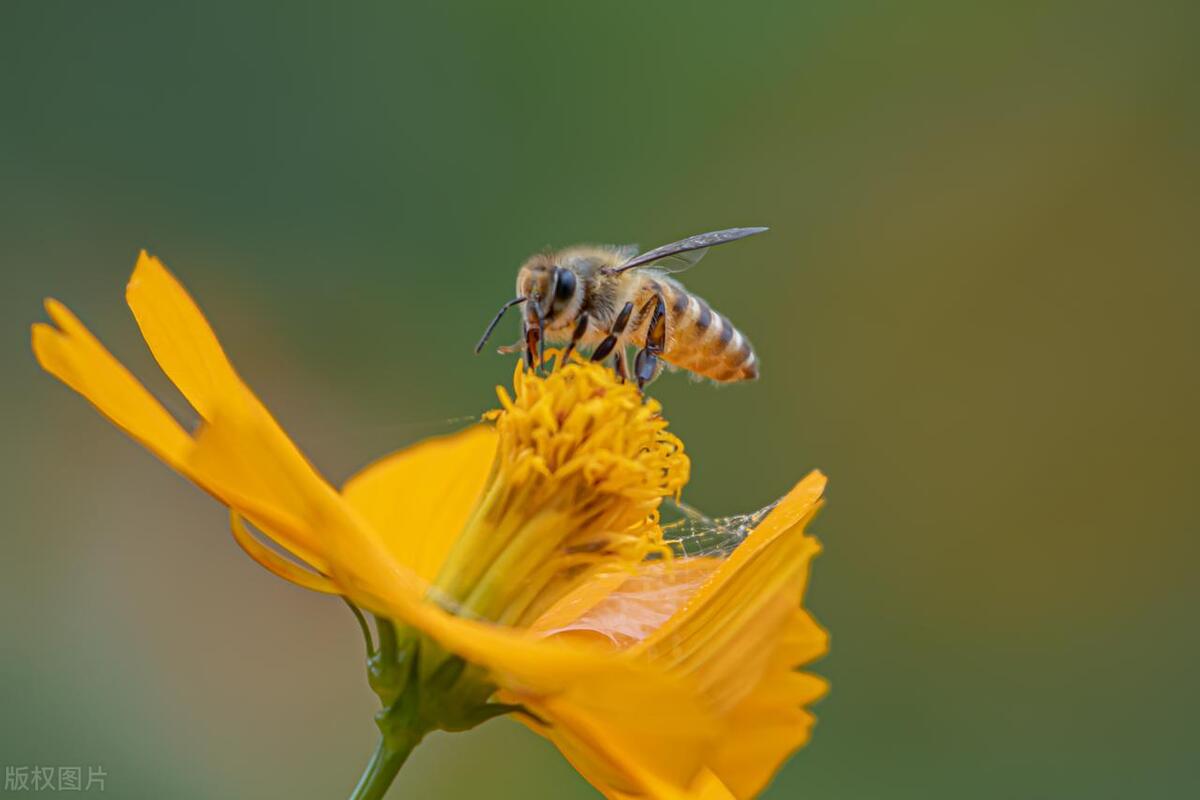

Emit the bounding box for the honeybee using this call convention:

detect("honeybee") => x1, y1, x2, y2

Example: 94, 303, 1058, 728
475, 227, 766, 388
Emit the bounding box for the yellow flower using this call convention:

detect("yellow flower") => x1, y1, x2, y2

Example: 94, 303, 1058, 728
32, 252, 828, 800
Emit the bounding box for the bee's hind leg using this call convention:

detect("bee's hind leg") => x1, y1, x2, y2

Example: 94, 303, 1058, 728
633, 294, 667, 390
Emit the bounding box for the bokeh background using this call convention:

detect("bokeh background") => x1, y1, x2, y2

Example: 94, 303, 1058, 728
2, 1, 1197, 798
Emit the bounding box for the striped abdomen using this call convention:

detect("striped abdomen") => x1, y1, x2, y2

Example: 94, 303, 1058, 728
655, 281, 758, 383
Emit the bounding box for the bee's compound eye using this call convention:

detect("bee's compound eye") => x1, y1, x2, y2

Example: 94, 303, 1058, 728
554, 268, 576, 304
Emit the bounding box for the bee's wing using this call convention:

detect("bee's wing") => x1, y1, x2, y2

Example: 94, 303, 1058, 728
611, 226, 768, 274
614, 243, 640, 261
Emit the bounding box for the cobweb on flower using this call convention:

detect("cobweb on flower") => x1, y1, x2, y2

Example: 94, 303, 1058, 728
659, 495, 778, 559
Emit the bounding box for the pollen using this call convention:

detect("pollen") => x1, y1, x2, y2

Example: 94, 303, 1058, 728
430, 352, 689, 627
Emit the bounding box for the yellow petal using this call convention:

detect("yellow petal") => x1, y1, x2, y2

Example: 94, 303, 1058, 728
606, 769, 737, 800
524, 682, 717, 800
125, 250, 243, 422
631, 472, 826, 693
125, 253, 341, 574
125, 254, 331, 529
706, 608, 829, 799
524, 476, 830, 798
709, 675, 826, 799
34, 256, 339, 576
186, 403, 339, 573
684, 771, 739, 800
32, 299, 192, 471
341, 424, 497, 582
627, 473, 829, 799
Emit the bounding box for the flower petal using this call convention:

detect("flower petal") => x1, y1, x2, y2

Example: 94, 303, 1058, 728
526, 476, 831, 798
341, 424, 497, 581
627, 472, 829, 798
707, 610, 828, 799
32, 299, 192, 471
521, 683, 718, 799
34, 256, 339, 575
630, 472, 826, 694
125, 250, 243, 422
125, 253, 342, 573
606, 769, 737, 800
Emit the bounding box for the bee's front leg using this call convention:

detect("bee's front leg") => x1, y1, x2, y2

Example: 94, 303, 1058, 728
560, 313, 590, 365
496, 337, 524, 355
523, 321, 540, 371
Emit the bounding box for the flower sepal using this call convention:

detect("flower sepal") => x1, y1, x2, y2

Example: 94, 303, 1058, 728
352, 614, 522, 799
365, 615, 515, 735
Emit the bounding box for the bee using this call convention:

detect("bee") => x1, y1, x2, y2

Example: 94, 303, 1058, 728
474, 227, 767, 388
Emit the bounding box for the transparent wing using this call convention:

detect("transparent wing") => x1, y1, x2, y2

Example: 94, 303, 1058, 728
612, 226, 768, 274
638, 249, 710, 274
614, 243, 640, 261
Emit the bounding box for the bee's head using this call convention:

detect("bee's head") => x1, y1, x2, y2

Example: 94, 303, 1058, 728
477, 253, 581, 357
517, 254, 579, 324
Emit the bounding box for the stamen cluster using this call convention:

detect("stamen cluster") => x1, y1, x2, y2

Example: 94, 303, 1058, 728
432, 354, 689, 626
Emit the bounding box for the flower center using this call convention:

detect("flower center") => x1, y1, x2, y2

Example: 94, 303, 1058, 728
430, 353, 689, 627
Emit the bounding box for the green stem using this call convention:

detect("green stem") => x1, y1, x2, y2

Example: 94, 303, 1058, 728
350, 616, 426, 799
347, 734, 418, 800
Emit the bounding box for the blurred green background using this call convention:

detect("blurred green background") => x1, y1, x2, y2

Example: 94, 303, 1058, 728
2, 1, 1197, 797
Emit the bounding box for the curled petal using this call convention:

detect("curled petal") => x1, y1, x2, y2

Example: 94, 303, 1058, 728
230, 512, 338, 595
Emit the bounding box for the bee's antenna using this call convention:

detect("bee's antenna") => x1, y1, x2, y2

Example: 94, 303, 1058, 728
475, 297, 526, 354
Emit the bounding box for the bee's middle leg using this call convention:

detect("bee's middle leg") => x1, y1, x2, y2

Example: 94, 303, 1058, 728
591, 302, 634, 363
